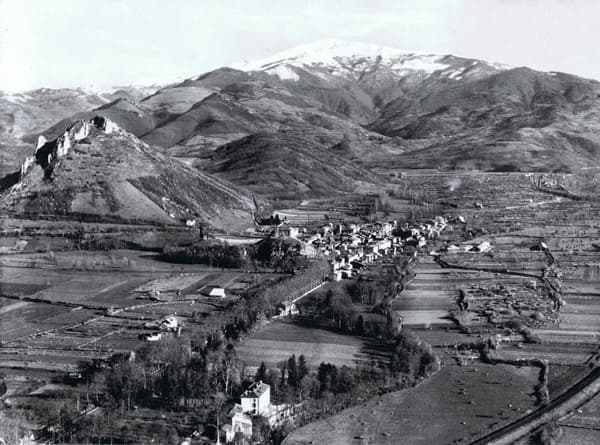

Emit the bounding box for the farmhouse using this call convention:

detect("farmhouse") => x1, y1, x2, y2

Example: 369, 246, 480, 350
204, 286, 226, 298
471, 241, 492, 253
160, 315, 178, 331
140, 332, 162, 342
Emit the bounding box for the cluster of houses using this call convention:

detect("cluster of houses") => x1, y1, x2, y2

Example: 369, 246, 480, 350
280, 216, 450, 281
223, 382, 295, 443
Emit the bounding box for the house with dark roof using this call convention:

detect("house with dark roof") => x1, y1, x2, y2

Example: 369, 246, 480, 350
241, 381, 270, 416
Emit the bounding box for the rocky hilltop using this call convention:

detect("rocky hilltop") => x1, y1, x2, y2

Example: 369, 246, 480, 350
1, 116, 255, 229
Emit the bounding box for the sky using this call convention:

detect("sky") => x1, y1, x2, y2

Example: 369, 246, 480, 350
0, 0, 599, 92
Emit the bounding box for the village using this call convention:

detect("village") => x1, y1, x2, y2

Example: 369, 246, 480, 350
275, 214, 451, 277
203, 213, 459, 443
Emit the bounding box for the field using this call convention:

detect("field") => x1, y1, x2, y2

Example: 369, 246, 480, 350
0, 247, 277, 383
556, 427, 600, 445
383, 173, 600, 368
282, 172, 600, 444
3, 171, 600, 443
237, 320, 388, 370
284, 361, 540, 445
392, 259, 460, 328
557, 391, 600, 444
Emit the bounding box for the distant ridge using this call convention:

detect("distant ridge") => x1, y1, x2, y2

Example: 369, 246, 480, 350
3, 39, 600, 195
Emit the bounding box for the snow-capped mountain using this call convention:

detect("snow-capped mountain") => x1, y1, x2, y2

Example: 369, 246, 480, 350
3, 39, 600, 199
234, 39, 510, 82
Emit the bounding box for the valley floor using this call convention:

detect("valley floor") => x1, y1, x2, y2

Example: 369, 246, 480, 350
2, 171, 600, 444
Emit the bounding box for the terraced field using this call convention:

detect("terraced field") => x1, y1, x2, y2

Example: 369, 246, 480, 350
287, 172, 600, 444
0, 249, 274, 384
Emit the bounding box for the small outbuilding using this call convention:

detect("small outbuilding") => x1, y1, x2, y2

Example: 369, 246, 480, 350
207, 287, 226, 298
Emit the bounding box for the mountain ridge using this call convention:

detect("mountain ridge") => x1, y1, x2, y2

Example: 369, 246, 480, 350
2, 40, 600, 207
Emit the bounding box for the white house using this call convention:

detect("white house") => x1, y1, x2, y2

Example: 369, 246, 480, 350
208, 287, 226, 298
279, 225, 299, 238
224, 381, 270, 443
224, 381, 296, 443
241, 381, 271, 416
471, 241, 492, 253
145, 333, 162, 342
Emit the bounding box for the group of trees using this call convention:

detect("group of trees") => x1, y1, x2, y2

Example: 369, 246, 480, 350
161, 240, 247, 268
104, 338, 213, 410
251, 343, 435, 434
50, 271, 288, 444
306, 289, 385, 336
159, 236, 311, 273
295, 255, 419, 340
251, 259, 329, 313
253, 238, 309, 274
249, 327, 439, 435
254, 354, 382, 408
298, 275, 401, 338
59, 336, 245, 444
389, 330, 439, 381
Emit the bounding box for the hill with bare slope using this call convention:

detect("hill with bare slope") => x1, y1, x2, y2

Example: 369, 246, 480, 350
201, 132, 382, 199
369, 67, 600, 171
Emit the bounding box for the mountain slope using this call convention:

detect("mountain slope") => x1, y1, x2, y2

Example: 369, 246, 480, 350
232, 40, 600, 172
141, 91, 268, 148
0, 88, 109, 143
7, 39, 600, 185
201, 132, 381, 199
369, 67, 600, 171
0, 86, 161, 176
1, 116, 255, 229
37, 97, 157, 143
234, 39, 508, 119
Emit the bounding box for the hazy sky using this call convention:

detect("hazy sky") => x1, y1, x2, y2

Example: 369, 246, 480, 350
1, 0, 599, 92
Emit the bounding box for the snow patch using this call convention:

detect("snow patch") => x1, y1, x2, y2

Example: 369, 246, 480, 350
489, 61, 513, 71
266, 64, 300, 81
445, 69, 464, 80
389, 55, 448, 74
